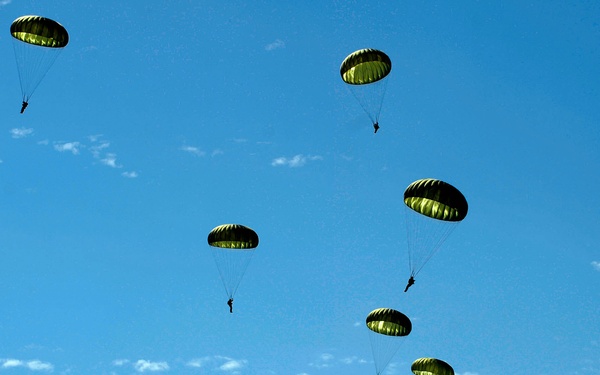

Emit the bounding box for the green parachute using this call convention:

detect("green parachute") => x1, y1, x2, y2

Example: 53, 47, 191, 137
208, 224, 259, 299
340, 48, 391, 132
403, 178, 468, 283
411, 357, 454, 375
366, 308, 412, 374
11, 15, 69, 112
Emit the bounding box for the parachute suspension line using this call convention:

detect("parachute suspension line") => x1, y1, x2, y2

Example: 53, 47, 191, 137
411, 225, 457, 276
210, 247, 255, 299
407, 210, 461, 277
373, 78, 389, 124
348, 78, 389, 125
12, 40, 63, 102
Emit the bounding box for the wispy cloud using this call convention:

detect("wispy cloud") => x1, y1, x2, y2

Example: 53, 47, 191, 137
180, 145, 206, 157
457, 372, 480, 375
218, 357, 247, 372
186, 357, 211, 368
340, 356, 368, 365
0, 359, 53, 371
0, 0, 12, 7
187, 356, 247, 373
89, 141, 110, 158
309, 353, 335, 369
265, 39, 285, 51
122, 171, 138, 178
112, 359, 129, 366
10, 127, 34, 139
54, 141, 82, 155
101, 153, 122, 168
271, 154, 322, 167
133, 360, 169, 372
592, 261, 600, 271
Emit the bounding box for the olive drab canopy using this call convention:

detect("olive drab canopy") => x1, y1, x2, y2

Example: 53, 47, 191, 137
11, 16, 69, 47
340, 48, 391, 127
208, 224, 259, 249
366, 308, 412, 336
340, 48, 391, 85
366, 308, 412, 375
404, 179, 468, 222
208, 224, 259, 299
10, 15, 69, 106
403, 178, 468, 279
411, 357, 455, 375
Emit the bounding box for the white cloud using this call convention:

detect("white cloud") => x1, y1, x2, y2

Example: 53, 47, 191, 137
180, 145, 206, 156
0, 359, 53, 371
134, 360, 169, 372
0, 0, 12, 7
457, 372, 479, 375
592, 261, 600, 271
186, 357, 211, 368
265, 39, 285, 51
271, 154, 322, 167
90, 141, 110, 158
112, 359, 129, 366
101, 153, 122, 168
309, 353, 335, 369
212, 149, 224, 157
54, 142, 81, 155
122, 171, 138, 178
88, 134, 104, 142
340, 356, 367, 365
219, 359, 247, 372
190, 356, 247, 373
37, 139, 49, 145
10, 127, 34, 139
1, 359, 23, 368
27, 361, 53, 371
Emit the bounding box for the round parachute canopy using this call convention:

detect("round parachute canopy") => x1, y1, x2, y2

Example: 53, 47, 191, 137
340, 48, 391, 85
366, 308, 412, 337
411, 357, 454, 375
11, 15, 69, 48
208, 224, 259, 249
404, 179, 468, 222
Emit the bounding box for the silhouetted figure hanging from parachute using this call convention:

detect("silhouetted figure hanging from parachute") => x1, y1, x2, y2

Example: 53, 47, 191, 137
403, 178, 468, 292
340, 48, 391, 134
404, 276, 415, 292
10, 15, 69, 113
208, 224, 259, 313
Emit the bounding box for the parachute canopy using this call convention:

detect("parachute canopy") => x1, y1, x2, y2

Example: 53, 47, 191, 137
208, 224, 259, 299
404, 179, 468, 222
366, 308, 412, 337
411, 357, 454, 375
340, 49, 391, 85
403, 178, 468, 279
10, 15, 69, 107
11, 15, 69, 48
208, 224, 259, 249
366, 308, 412, 375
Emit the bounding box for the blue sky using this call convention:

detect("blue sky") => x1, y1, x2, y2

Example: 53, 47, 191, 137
1, 1, 599, 374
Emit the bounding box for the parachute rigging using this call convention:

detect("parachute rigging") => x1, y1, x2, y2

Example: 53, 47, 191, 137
10, 15, 69, 111
207, 224, 259, 299
340, 48, 391, 131
366, 308, 412, 375
403, 178, 468, 280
